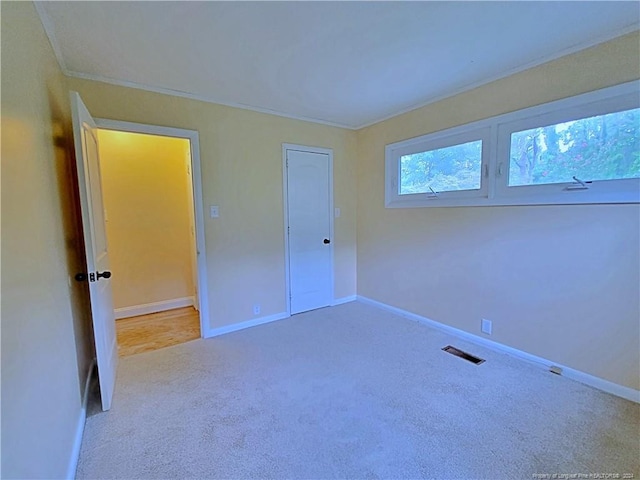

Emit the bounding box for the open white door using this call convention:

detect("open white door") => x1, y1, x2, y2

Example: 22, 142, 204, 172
71, 92, 118, 411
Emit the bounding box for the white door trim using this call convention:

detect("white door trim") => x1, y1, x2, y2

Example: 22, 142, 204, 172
282, 143, 335, 315
95, 118, 210, 338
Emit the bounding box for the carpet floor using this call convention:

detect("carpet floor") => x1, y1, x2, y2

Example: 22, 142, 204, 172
77, 301, 640, 479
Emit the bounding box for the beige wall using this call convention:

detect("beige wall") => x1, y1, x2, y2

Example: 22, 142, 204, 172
357, 32, 640, 391
1, 2, 94, 478
68, 76, 359, 330
2, 6, 638, 479
97, 130, 196, 310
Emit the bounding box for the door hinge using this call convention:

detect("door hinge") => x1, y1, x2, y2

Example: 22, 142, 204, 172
89, 273, 96, 282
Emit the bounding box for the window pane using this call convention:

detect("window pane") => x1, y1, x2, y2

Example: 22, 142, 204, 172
399, 140, 482, 194
509, 108, 640, 187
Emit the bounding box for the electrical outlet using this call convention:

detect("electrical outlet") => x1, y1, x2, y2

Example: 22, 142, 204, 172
481, 318, 492, 335
253, 304, 261, 315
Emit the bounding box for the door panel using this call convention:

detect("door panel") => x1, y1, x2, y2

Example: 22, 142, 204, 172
286, 149, 332, 314
71, 92, 118, 411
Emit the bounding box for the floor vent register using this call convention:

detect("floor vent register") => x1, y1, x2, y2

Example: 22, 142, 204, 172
441, 345, 485, 365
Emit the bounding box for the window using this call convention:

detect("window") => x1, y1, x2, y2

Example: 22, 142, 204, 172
507, 109, 640, 187
385, 80, 640, 208
386, 128, 491, 206
400, 140, 483, 195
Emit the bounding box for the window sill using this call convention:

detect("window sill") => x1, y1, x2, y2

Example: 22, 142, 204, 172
386, 190, 640, 208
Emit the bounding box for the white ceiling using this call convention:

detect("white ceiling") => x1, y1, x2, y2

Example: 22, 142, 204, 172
36, 1, 639, 129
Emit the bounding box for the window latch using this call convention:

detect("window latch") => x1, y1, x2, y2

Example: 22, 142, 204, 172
564, 176, 590, 191
427, 186, 439, 199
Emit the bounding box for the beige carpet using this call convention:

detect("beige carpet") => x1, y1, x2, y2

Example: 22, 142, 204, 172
77, 302, 640, 479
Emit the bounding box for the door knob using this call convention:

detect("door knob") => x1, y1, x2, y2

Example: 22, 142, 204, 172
79, 271, 112, 282
96, 271, 112, 280
323, 238, 331, 244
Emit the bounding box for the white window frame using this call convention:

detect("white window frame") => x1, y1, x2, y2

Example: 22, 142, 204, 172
386, 127, 492, 207
385, 80, 640, 208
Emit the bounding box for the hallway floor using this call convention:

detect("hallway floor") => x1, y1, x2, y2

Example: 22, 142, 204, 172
116, 307, 200, 357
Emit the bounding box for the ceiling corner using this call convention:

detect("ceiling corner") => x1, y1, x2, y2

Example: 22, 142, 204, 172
33, 1, 69, 75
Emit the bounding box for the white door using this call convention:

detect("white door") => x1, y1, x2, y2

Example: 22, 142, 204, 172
286, 147, 333, 314
70, 92, 118, 411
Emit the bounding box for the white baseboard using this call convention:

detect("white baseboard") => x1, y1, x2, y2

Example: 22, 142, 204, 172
331, 295, 357, 306
66, 360, 95, 480
205, 311, 290, 338
203, 298, 357, 339
357, 295, 640, 404
114, 296, 195, 319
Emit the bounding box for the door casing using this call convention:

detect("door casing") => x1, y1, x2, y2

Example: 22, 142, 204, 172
95, 118, 211, 338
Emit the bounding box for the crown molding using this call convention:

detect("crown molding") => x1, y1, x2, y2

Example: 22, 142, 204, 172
33, 1, 639, 132
64, 70, 356, 129
356, 25, 640, 130
33, 1, 70, 75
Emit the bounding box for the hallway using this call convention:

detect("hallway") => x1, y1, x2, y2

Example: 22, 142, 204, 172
116, 307, 200, 357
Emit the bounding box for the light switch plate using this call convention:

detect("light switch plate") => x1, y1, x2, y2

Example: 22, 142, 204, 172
210, 205, 219, 218
334, 207, 341, 218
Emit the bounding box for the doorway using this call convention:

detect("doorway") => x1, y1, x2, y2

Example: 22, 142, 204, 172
95, 120, 210, 356
283, 144, 334, 315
